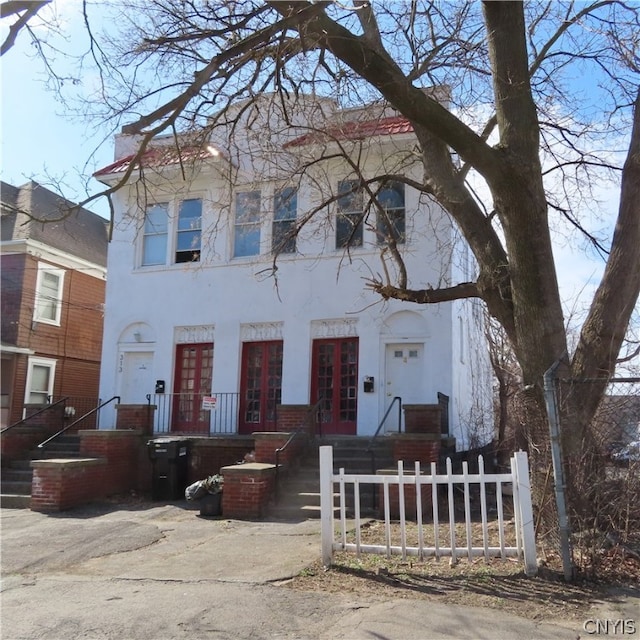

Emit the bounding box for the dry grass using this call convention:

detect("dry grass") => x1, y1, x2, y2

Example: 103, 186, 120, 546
285, 520, 640, 624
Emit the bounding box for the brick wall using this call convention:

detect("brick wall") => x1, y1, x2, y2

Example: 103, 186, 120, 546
220, 463, 276, 519
0, 254, 25, 345
0, 403, 66, 461
31, 458, 107, 512
1, 252, 105, 425
378, 434, 442, 520
116, 404, 155, 434
79, 429, 141, 495
403, 404, 442, 435
276, 404, 317, 435
188, 436, 254, 483
390, 433, 441, 465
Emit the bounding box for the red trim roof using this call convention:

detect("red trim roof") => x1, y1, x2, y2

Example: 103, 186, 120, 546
285, 115, 413, 148
94, 144, 221, 178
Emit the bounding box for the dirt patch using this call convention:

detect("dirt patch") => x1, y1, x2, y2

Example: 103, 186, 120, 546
285, 520, 640, 624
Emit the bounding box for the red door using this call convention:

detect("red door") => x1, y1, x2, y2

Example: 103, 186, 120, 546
311, 337, 358, 435
239, 341, 283, 434
172, 343, 213, 433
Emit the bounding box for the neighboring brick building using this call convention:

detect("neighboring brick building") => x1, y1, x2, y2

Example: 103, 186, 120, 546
1, 181, 108, 427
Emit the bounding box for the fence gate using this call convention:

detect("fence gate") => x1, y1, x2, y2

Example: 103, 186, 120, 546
319, 446, 537, 577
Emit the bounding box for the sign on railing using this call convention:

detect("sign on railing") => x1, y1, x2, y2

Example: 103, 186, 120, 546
319, 446, 537, 577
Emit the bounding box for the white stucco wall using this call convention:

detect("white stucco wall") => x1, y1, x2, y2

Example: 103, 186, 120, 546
98, 99, 493, 443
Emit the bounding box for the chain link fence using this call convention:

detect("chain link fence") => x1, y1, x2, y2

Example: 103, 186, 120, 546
551, 376, 640, 577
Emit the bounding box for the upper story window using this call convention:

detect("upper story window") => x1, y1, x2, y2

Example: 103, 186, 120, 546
140, 198, 202, 267
175, 198, 202, 263
375, 181, 405, 245
234, 190, 261, 257
33, 263, 65, 325
272, 187, 297, 254
142, 203, 169, 266
336, 180, 364, 249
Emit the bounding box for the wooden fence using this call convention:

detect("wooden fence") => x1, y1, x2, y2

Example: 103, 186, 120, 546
319, 446, 537, 577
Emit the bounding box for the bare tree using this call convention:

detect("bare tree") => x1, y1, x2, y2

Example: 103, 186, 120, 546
1, 0, 51, 56
23, 1, 640, 546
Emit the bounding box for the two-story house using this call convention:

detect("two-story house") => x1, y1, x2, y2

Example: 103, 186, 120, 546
1, 181, 108, 427
94, 94, 492, 450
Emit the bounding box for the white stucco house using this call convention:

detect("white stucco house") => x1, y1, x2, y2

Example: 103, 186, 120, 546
94, 93, 492, 449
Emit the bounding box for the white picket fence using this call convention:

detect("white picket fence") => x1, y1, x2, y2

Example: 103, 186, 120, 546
319, 446, 537, 577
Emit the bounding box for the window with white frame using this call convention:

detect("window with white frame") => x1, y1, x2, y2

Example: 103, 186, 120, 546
175, 198, 202, 263
141, 198, 203, 267
336, 180, 364, 249
142, 202, 169, 266
33, 263, 65, 325
234, 190, 261, 257
25, 357, 56, 405
272, 187, 297, 254
375, 181, 405, 245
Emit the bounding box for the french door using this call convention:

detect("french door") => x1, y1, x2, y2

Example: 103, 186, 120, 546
238, 341, 283, 434
172, 343, 213, 433
311, 337, 359, 435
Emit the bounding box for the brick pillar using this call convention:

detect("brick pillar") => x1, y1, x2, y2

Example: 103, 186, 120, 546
276, 404, 316, 435
254, 432, 291, 465
79, 429, 142, 495
402, 404, 441, 435
390, 433, 441, 465
31, 458, 107, 512
220, 463, 276, 519
115, 404, 156, 434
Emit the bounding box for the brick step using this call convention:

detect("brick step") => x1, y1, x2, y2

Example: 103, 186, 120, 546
0, 480, 32, 495
1, 468, 33, 482
33, 436, 82, 459
270, 437, 394, 520
3, 459, 33, 471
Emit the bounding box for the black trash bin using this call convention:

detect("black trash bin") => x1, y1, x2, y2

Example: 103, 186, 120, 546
147, 438, 190, 500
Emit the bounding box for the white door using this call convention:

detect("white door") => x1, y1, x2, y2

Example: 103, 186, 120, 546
120, 352, 154, 404
384, 343, 425, 431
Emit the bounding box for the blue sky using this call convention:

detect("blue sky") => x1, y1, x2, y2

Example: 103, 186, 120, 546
1, 1, 112, 219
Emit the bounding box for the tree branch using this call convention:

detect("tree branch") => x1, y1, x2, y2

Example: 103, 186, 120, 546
368, 280, 481, 304
1, 0, 50, 56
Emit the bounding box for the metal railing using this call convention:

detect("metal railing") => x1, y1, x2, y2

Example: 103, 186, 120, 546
48, 396, 103, 428
272, 399, 322, 500
366, 396, 402, 510
38, 396, 120, 450
147, 392, 240, 435
1, 397, 69, 435
274, 427, 308, 502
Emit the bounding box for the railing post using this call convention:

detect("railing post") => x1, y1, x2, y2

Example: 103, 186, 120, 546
514, 450, 538, 577
319, 445, 334, 566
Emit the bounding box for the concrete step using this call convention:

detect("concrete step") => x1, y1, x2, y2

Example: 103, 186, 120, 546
1, 480, 32, 495
1, 468, 33, 483
269, 436, 394, 520
0, 493, 31, 509
34, 435, 81, 457
3, 459, 32, 471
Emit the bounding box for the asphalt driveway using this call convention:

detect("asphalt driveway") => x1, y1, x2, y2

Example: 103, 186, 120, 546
1, 501, 635, 640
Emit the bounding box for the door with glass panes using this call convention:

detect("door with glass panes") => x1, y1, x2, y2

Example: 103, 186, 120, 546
172, 343, 213, 433
311, 338, 358, 435
238, 341, 283, 434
